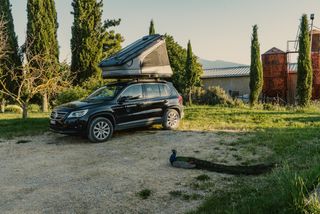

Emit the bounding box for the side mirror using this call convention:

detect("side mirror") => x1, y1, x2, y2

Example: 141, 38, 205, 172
118, 96, 128, 103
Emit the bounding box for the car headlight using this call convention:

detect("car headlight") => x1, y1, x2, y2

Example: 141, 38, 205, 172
68, 109, 88, 118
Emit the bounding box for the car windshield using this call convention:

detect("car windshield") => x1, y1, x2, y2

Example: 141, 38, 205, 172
85, 84, 125, 101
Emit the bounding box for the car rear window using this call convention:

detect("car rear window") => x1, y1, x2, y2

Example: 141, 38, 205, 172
159, 84, 171, 97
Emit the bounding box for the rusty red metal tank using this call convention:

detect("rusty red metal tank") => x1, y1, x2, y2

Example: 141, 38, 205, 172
312, 52, 320, 99
262, 47, 288, 102
311, 29, 320, 53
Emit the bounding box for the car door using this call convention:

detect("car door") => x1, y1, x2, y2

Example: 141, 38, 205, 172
112, 84, 145, 126
142, 83, 167, 120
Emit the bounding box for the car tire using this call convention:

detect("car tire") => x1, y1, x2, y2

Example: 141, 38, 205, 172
162, 109, 180, 130
88, 117, 113, 143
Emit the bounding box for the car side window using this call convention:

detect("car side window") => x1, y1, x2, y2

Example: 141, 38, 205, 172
159, 84, 171, 97
144, 84, 161, 99
119, 85, 143, 100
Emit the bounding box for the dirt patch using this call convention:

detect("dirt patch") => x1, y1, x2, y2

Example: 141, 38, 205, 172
0, 129, 271, 213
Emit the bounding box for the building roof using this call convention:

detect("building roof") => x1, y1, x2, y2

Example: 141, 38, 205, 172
263, 47, 286, 55
202, 66, 250, 78
99, 34, 163, 67
311, 28, 320, 34
202, 63, 298, 79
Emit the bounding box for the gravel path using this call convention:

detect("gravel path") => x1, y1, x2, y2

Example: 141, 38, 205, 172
0, 129, 248, 214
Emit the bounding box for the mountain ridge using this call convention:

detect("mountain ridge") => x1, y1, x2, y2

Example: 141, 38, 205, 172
199, 59, 247, 69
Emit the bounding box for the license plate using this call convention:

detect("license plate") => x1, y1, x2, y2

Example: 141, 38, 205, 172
50, 120, 56, 125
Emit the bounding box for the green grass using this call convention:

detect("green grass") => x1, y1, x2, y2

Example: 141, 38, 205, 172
0, 113, 49, 138
1, 105, 320, 213
137, 189, 152, 200
180, 105, 320, 130
169, 190, 203, 201
195, 174, 211, 181
182, 105, 320, 214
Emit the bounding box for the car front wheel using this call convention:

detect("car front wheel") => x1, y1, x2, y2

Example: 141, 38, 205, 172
88, 117, 113, 143
163, 109, 180, 130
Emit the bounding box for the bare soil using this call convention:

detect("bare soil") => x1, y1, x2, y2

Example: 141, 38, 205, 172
0, 129, 270, 214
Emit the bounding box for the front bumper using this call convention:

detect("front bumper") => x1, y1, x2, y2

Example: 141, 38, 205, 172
49, 118, 87, 135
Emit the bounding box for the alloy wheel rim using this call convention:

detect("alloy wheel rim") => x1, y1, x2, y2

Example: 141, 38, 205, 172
93, 121, 110, 140
167, 112, 179, 127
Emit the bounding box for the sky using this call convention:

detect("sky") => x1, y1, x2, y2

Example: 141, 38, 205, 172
10, 0, 320, 65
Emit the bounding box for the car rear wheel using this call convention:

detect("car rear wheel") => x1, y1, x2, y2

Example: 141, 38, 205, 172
88, 117, 113, 143
163, 109, 180, 130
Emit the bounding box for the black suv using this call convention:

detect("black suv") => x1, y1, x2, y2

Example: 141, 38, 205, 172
50, 80, 184, 143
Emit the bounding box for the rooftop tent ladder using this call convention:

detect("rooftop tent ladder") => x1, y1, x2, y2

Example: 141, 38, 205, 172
99, 34, 173, 79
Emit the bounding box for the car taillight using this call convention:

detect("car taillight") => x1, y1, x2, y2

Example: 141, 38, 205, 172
178, 95, 183, 105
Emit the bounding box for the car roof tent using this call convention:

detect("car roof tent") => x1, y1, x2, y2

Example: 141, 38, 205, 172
99, 34, 173, 79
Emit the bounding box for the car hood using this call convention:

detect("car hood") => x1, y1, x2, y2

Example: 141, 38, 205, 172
55, 100, 108, 111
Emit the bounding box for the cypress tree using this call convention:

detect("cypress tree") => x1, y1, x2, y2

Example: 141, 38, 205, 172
0, 0, 21, 112
249, 25, 263, 106
184, 40, 202, 105
297, 14, 313, 106
26, 0, 58, 59
149, 19, 155, 35
26, 0, 59, 112
71, 0, 123, 85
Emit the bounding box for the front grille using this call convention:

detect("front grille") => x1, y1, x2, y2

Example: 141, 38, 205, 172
50, 111, 68, 120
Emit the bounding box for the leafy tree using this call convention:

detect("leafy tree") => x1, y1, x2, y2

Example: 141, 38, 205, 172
165, 35, 202, 96
249, 25, 263, 106
71, 0, 123, 85
165, 34, 187, 92
102, 18, 123, 59
0, 54, 71, 119
297, 14, 313, 106
0, 0, 21, 112
184, 40, 203, 105
26, 0, 59, 112
149, 19, 155, 35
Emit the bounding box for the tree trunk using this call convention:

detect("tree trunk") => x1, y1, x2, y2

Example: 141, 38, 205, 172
42, 92, 49, 113
22, 104, 28, 119
0, 98, 5, 113
188, 90, 192, 106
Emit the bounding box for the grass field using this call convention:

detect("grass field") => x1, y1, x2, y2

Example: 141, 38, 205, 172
1, 106, 320, 213
182, 106, 320, 214
0, 113, 49, 138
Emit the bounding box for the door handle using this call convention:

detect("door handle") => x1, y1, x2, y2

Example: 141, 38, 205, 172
125, 104, 137, 108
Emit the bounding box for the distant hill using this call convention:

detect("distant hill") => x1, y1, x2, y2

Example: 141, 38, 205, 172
199, 59, 247, 69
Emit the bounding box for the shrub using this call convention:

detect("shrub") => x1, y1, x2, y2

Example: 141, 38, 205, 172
55, 86, 88, 106
53, 77, 112, 107
192, 86, 235, 106
4, 105, 22, 114
196, 174, 211, 181
137, 189, 152, 200
233, 98, 246, 108
29, 104, 41, 113
262, 103, 286, 111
